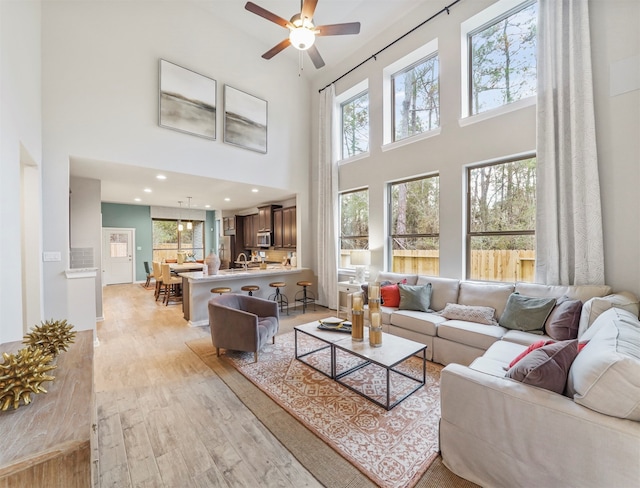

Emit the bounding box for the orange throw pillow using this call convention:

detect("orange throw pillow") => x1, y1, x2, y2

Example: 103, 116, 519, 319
380, 284, 401, 307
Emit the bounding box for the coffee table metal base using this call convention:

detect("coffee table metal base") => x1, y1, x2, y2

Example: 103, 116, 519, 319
334, 347, 426, 411
294, 320, 427, 410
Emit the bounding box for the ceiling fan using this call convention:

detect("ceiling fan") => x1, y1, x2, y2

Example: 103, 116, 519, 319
244, 0, 361, 69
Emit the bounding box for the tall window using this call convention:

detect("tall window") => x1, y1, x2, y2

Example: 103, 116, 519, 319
339, 189, 369, 269
389, 175, 439, 275
392, 54, 439, 141
152, 219, 205, 262
468, 0, 537, 115
467, 156, 536, 282
341, 90, 369, 159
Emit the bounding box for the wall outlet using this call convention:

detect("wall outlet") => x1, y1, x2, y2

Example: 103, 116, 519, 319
137, 246, 142, 251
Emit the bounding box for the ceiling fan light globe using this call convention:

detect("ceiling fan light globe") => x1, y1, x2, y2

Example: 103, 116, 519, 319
289, 27, 315, 50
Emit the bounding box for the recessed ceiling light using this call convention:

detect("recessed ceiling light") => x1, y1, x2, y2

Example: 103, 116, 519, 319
144, 188, 152, 193
205, 204, 211, 208
156, 174, 167, 180
251, 188, 259, 193
224, 198, 230, 202
134, 198, 141, 202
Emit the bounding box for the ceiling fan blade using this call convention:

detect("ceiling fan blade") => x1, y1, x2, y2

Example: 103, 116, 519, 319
301, 0, 318, 21
245, 2, 293, 29
315, 22, 361, 36
307, 45, 325, 69
262, 38, 291, 60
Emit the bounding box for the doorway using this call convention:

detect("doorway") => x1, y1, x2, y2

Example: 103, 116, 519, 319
102, 228, 135, 285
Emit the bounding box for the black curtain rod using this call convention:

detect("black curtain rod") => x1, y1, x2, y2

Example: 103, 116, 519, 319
319, 0, 463, 93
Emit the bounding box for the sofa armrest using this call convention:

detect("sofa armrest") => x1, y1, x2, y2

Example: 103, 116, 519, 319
440, 363, 640, 488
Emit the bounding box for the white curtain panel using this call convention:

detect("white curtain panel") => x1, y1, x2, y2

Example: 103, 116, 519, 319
535, 0, 605, 286
316, 85, 338, 309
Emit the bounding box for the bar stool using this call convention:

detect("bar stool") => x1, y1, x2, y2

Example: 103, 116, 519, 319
210, 287, 232, 295
241, 285, 260, 296
294, 281, 316, 314
268, 282, 288, 315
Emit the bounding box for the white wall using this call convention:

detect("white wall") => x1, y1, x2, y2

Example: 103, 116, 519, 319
310, 0, 640, 298
590, 0, 640, 297
40, 1, 313, 320
1, 0, 43, 343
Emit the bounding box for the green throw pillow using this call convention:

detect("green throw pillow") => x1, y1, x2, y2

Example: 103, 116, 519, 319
398, 283, 432, 312
499, 293, 557, 335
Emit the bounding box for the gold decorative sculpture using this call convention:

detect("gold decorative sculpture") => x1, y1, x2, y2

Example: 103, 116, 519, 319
23, 319, 76, 357
0, 347, 56, 410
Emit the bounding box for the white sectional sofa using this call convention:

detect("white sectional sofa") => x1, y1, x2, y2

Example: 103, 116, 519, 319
440, 307, 640, 487
368, 271, 638, 366
361, 272, 640, 487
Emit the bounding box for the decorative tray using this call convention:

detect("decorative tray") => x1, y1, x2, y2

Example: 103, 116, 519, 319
317, 319, 352, 333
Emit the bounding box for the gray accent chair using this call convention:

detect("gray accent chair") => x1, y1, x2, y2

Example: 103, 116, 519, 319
208, 293, 280, 362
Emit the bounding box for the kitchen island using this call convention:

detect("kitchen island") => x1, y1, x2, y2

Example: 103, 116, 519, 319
179, 266, 315, 326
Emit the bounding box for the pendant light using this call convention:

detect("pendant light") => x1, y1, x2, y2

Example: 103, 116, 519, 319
186, 196, 193, 230
178, 201, 184, 232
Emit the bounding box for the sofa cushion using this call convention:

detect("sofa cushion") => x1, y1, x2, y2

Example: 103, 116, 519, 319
376, 272, 418, 286
398, 283, 432, 312
441, 303, 496, 325
567, 307, 640, 420
437, 320, 506, 350
390, 310, 446, 337
458, 282, 514, 320
499, 293, 556, 335
514, 282, 611, 303
416, 276, 460, 312
506, 339, 579, 394
544, 296, 582, 341
578, 292, 640, 337
502, 329, 554, 346
470, 341, 527, 377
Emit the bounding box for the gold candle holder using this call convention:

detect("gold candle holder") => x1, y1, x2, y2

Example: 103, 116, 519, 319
369, 312, 383, 347
351, 311, 364, 342
368, 298, 380, 322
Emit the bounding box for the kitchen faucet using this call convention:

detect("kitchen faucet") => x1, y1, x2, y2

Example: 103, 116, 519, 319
236, 253, 248, 270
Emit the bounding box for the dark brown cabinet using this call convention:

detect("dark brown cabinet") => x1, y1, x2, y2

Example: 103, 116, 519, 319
273, 206, 296, 249
273, 208, 283, 248
283, 207, 296, 248
243, 214, 258, 248
258, 204, 281, 232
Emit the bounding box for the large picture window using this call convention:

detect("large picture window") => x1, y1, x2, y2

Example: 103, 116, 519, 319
341, 90, 369, 160
389, 175, 439, 275
467, 156, 536, 282
152, 219, 205, 262
392, 54, 439, 141
468, 0, 537, 115
339, 189, 369, 269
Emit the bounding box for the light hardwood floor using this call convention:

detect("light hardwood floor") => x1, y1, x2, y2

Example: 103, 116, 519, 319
95, 283, 332, 487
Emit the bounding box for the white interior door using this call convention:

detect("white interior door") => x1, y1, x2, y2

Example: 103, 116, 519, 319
102, 228, 134, 285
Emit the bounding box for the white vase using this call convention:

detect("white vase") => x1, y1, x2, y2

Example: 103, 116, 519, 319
205, 252, 220, 275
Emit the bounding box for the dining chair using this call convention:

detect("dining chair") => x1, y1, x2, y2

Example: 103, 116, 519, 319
143, 261, 154, 288
161, 263, 182, 305
152, 261, 164, 301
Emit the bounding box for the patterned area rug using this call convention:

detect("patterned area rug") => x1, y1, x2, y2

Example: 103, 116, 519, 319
223, 331, 443, 488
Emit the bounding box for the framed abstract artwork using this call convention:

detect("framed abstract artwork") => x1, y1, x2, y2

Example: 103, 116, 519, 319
159, 59, 216, 140
223, 85, 267, 153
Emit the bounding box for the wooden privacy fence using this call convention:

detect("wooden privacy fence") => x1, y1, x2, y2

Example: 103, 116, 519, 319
342, 250, 536, 282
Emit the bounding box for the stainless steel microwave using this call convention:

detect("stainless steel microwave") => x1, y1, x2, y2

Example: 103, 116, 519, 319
257, 231, 271, 248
